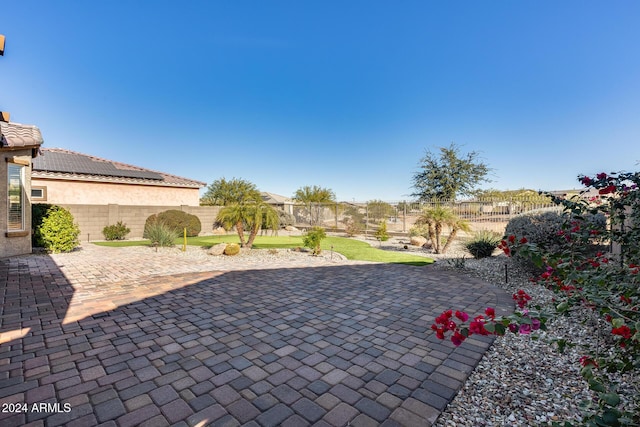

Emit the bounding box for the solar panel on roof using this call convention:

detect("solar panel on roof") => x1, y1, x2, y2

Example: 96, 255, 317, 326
32, 151, 164, 181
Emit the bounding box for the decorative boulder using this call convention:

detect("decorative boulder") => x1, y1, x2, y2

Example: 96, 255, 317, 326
224, 243, 241, 256
410, 236, 428, 247
212, 227, 227, 235
208, 243, 227, 256
285, 225, 299, 232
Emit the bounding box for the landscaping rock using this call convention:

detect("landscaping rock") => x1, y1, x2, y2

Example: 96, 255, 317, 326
285, 225, 299, 232
208, 243, 227, 256
212, 227, 227, 235
410, 236, 427, 247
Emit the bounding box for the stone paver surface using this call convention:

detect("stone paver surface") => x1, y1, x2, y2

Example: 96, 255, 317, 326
0, 244, 512, 426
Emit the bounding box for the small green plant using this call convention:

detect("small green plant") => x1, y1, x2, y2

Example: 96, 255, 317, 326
36, 205, 80, 253
465, 230, 501, 259
374, 220, 390, 241
303, 226, 327, 255
102, 221, 131, 241
144, 221, 177, 249
224, 243, 241, 256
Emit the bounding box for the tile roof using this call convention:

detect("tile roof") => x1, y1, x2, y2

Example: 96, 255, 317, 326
0, 121, 44, 150
32, 148, 206, 188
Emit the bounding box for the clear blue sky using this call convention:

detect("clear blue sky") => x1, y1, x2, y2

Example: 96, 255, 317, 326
3, 1, 639, 201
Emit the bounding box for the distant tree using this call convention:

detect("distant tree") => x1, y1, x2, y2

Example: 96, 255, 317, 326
201, 178, 261, 206
411, 143, 492, 201
367, 200, 394, 223
293, 185, 336, 225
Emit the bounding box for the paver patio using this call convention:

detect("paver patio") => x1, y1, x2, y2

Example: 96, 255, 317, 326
0, 245, 512, 426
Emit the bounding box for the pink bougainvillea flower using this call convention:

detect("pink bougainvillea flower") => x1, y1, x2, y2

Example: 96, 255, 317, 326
455, 310, 469, 322
519, 324, 531, 335
598, 185, 616, 195
508, 323, 518, 333
531, 318, 541, 331
580, 176, 592, 186
579, 356, 598, 368
451, 331, 466, 346
485, 307, 496, 319
470, 316, 489, 335
596, 172, 608, 180
611, 325, 632, 339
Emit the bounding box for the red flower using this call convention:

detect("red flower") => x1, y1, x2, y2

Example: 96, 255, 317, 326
579, 356, 598, 368
455, 310, 469, 322
484, 307, 496, 319
508, 235, 516, 243
451, 331, 466, 346
611, 325, 632, 339
469, 316, 489, 335
580, 176, 592, 186
596, 172, 608, 180
519, 237, 528, 244
599, 185, 616, 195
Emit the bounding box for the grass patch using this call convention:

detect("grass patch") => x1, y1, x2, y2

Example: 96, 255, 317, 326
94, 234, 434, 266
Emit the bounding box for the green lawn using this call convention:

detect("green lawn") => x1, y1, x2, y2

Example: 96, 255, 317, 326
94, 235, 434, 266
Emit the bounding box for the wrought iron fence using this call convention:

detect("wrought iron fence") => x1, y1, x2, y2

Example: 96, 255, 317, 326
285, 197, 560, 236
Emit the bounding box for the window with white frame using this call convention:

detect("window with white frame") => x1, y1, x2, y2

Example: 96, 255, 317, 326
7, 162, 25, 231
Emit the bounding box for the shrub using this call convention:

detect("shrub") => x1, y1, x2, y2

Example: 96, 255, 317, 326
224, 243, 240, 256
465, 230, 501, 259
144, 210, 201, 237
144, 221, 177, 248
102, 221, 131, 240
505, 210, 606, 270
409, 224, 430, 238
277, 211, 295, 227
32, 203, 53, 246
303, 226, 326, 255
344, 218, 363, 236
36, 205, 80, 253
374, 220, 390, 241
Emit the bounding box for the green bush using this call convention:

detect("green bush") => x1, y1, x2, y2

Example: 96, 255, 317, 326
36, 205, 80, 253
303, 226, 327, 255
504, 210, 606, 270
465, 230, 501, 259
102, 221, 131, 240
144, 210, 201, 237
144, 221, 177, 248
409, 224, 430, 238
374, 220, 390, 241
224, 243, 241, 256
32, 203, 53, 246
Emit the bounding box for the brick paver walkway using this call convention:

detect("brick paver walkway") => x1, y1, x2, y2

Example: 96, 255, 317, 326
0, 244, 512, 426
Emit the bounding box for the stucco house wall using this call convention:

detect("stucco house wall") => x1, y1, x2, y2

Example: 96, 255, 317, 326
0, 121, 43, 258
31, 177, 201, 206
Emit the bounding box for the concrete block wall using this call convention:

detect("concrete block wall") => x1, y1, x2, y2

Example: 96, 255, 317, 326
41, 204, 221, 241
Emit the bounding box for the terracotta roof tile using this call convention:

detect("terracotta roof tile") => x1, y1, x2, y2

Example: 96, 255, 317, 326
0, 121, 44, 149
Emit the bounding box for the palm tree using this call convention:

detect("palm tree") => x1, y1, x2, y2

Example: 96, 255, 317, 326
293, 185, 336, 226
216, 201, 280, 248
415, 206, 470, 254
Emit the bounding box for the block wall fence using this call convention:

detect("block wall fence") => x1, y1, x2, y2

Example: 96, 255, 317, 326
47, 204, 221, 242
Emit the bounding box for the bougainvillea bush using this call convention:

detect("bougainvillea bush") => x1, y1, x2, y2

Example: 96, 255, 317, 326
434, 171, 639, 426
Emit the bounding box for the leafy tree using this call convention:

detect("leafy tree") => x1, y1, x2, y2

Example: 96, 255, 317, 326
367, 200, 394, 223
415, 205, 471, 254
411, 143, 492, 201
201, 178, 261, 206
293, 185, 336, 226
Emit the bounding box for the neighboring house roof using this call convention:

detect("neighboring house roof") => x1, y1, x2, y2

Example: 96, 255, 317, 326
0, 121, 44, 152
261, 192, 293, 204
32, 148, 206, 188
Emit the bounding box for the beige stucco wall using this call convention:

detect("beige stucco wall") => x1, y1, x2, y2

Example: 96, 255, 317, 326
47, 204, 221, 241
31, 177, 201, 206
1, 149, 33, 258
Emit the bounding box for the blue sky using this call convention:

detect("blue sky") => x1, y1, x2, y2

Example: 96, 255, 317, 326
2, 1, 639, 201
